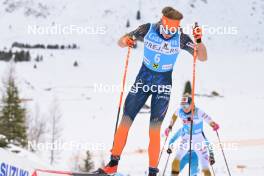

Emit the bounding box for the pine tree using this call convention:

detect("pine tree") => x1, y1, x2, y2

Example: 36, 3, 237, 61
0, 70, 28, 147
82, 151, 94, 172
136, 10, 141, 20
73, 61, 79, 67
126, 19, 130, 28
25, 51, 31, 61
183, 81, 192, 96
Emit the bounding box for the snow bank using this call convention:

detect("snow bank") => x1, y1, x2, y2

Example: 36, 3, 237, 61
0, 148, 35, 176
0, 146, 54, 176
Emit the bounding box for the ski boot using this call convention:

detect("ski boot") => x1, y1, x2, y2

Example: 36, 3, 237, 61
95, 155, 120, 175
149, 167, 159, 176
171, 171, 179, 176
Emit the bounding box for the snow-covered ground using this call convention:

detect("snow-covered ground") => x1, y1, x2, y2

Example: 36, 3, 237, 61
0, 0, 264, 175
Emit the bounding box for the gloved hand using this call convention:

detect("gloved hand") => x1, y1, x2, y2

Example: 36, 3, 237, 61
167, 148, 172, 154
193, 23, 202, 43
122, 36, 136, 47
210, 122, 220, 131
164, 126, 172, 137
209, 153, 215, 165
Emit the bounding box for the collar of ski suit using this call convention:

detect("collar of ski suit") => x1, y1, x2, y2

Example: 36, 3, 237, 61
154, 22, 178, 40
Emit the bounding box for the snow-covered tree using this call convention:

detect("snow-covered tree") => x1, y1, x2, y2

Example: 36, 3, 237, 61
80, 150, 94, 172
0, 67, 28, 148
183, 81, 192, 96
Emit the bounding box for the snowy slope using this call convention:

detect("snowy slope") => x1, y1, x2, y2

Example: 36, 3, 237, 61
0, 0, 264, 175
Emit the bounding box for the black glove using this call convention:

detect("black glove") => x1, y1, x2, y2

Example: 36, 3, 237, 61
167, 148, 172, 154
209, 153, 215, 165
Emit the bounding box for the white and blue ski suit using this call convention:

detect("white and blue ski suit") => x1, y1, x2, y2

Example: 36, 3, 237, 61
172, 107, 214, 171
169, 128, 213, 176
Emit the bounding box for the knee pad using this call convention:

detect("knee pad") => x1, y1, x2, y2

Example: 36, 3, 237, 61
172, 159, 180, 173
202, 169, 211, 176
